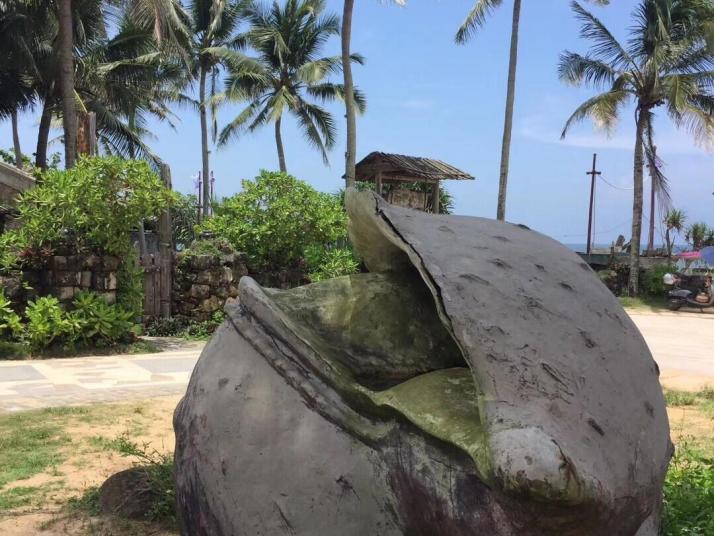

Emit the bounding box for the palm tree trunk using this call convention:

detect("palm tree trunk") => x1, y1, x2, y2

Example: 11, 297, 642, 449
36, 98, 53, 170
665, 227, 672, 260
628, 108, 648, 296
496, 0, 521, 221
199, 63, 210, 219
647, 174, 655, 255
58, 0, 77, 169
11, 110, 22, 169
647, 145, 657, 255
342, 0, 356, 188
275, 116, 287, 173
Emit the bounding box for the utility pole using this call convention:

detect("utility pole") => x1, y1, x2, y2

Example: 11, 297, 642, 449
586, 153, 601, 256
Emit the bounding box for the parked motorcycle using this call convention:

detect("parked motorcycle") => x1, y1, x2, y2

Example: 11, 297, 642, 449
663, 272, 714, 310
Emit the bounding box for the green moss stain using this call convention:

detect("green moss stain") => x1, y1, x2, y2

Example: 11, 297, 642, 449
258, 274, 491, 480
366, 368, 491, 479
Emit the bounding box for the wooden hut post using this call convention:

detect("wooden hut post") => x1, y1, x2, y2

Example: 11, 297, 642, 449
158, 164, 173, 318
432, 180, 440, 214
375, 171, 383, 198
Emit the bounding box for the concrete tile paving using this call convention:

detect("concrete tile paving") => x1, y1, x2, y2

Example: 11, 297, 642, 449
0, 340, 204, 412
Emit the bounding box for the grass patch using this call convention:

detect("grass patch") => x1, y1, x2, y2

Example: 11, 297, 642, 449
0, 339, 160, 361
619, 295, 668, 311
665, 387, 714, 409
663, 442, 714, 535
0, 486, 45, 511
0, 416, 70, 487
664, 390, 698, 406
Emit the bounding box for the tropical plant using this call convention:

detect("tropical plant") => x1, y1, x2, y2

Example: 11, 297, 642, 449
303, 244, 359, 282
9, 157, 174, 256
559, 0, 714, 295
171, 192, 200, 250
0, 290, 22, 340
24, 296, 76, 349
455, 0, 610, 221
197, 170, 349, 271
219, 0, 364, 172
664, 208, 686, 258
71, 291, 137, 346
185, 0, 250, 218
685, 222, 714, 249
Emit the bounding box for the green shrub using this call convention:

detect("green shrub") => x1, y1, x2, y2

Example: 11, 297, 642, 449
12, 156, 173, 256
304, 245, 360, 282
0, 290, 22, 340
1, 291, 138, 353
171, 192, 199, 250
197, 171, 348, 272
663, 443, 714, 535
117, 248, 144, 321
144, 311, 224, 340
641, 264, 676, 297
71, 292, 138, 346
24, 296, 76, 350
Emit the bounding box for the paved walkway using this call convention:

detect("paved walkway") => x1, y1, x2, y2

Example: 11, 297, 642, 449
0, 312, 712, 413
628, 311, 714, 391
0, 339, 204, 412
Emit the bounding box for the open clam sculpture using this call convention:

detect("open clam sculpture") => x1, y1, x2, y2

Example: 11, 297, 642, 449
174, 189, 672, 536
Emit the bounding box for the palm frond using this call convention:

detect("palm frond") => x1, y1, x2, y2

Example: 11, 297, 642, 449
455, 0, 504, 44
561, 89, 630, 138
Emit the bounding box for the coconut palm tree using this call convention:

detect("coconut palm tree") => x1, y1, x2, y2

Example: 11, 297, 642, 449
341, 0, 404, 188
185, 0, 250, 218
664, 208, 686, 258
455, 0, 609, 221
219, 0, 365, 172
559, 0, 714, 295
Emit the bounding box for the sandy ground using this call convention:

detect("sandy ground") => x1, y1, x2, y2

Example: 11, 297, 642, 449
0, 396, 181, 536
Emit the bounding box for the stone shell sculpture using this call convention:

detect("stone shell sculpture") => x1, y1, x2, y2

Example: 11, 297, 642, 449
174, 189, 672, 535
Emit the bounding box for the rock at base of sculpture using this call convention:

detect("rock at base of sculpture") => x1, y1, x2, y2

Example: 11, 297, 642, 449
174, 189, 672, 535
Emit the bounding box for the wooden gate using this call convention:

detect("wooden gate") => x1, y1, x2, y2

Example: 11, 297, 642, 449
139, 164, 173, 321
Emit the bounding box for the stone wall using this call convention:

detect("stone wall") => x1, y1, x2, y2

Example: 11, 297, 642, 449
33, 254, 120, 305
0, 254, 120, 311
172, 251, 248, 321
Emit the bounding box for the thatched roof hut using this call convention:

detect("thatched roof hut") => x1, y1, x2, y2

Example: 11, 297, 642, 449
354, 152, 474, 213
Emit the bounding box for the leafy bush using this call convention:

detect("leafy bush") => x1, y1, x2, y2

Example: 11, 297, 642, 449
0, 291, 138, 352
117, 248, 144, 320
71, 292, 138, 346
7, 157, 173, 258
171, 192, 199, 250
641, 264, 676, 297
304, 245, 360, 282
144, 311, 225, 340
197, 171, 348, 272
24, 296, 76, 350
0, 291, 22, 340
663, 443, 714, 535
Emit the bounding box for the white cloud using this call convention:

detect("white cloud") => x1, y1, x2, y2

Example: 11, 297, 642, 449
399, 98, 434, 110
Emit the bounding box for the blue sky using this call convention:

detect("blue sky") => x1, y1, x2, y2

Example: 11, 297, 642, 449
5, 0, 714, 246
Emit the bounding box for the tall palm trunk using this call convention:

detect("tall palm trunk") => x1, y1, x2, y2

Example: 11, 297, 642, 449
199, 62, 210, 219
646, 145, 657, 254
58, 0, 77, 169
628, 107, 648, 296
11, 110, 22, 169
341, 0, 356, 188
275, 115, 287, 173
496, 0, 521, 221
36, 98, 53, 169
